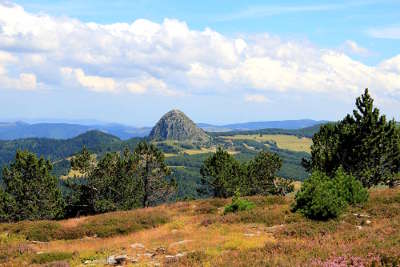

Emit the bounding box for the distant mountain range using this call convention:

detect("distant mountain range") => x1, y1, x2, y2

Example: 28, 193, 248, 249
0, 122, 151, 140
0, 119, 326, 140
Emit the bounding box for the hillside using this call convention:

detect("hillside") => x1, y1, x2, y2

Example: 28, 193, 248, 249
211, 123, 324, 138
0, 131, 142, 177
149, 110, 210, 143
0, 127, 312, 195
200, 119, 327, 132
0, 187, 398, 266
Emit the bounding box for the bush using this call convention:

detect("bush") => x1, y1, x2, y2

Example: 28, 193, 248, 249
335, 167, 369, 205
224, 198, 255, 214
292, 169, 369, 220
224, 192, 255, 214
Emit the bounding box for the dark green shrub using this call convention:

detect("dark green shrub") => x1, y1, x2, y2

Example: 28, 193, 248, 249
224, 198, 255, 214
334, 167, 368, 205
292, 169, 369, 220
224, 191, 255, 214
291, 171, 347, 220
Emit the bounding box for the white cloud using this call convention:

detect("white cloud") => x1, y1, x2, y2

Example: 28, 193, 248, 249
126, 76, 179, 96
342, 40, 370, 56
0, 2, 399, 103
245, 94, 269, 103
368, 26, 400, 39
61, 67, 116, 92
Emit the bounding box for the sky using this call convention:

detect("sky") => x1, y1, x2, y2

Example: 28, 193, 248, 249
0, 0, 399, 126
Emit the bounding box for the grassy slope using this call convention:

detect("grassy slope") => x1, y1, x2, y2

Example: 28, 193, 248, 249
221, 134, 312, 153
1, 188, 399, 266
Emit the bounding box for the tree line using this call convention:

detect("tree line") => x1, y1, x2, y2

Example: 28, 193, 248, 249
0, 141, 287, 221
0, 142, 176, 221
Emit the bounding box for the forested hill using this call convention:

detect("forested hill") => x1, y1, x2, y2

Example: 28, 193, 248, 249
0, 131, 142, 168
0, 123, 322, 169
210, 123, 324, 138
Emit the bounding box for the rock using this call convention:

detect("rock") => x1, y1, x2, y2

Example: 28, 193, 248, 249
130, 243, 145, 249
155, 247, 166, 254
115, 255, 128, 265
107, 256, 117, 265
149, 109, 210, 143
165, 253, 187, 264
365, 220, 372, 225
265, 224, 285, 233
169, 240, 193, 247
175, 252, 186, 257
357, 226, 363, 230
244, 233, 255, 237
353, 213, 371, 218
107, 255, 128, 265
143, 252, 156, 258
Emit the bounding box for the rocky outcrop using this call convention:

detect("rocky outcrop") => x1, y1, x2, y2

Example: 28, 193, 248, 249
149, 109, 210, 143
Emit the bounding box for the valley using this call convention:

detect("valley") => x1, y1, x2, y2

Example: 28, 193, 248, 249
0, 111, 315, 201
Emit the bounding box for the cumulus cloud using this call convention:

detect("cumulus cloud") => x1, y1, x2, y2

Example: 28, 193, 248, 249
0, 2, 399, 101
244, 94, 269, 103
61, 67, 116, 92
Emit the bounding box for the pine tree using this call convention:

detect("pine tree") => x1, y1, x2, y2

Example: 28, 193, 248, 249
305, 89, 400, 187
2, 150, 65, 221
200, 147, 244, 198
134, 142, 175, 207
246, 151, 282, 195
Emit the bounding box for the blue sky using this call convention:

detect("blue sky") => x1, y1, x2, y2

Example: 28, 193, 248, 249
1, 0, 400, 126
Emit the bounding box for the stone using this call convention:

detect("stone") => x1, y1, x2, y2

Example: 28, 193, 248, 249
143, 252, 156, 258
169, 240, 193, 247
244, 233, 255, 237
130, 243, 145, 249
114, 255, 128, 264
155, 247, 166, 254
107, 256, 117, 265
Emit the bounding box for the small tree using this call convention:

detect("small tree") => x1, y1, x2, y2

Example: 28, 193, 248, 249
246, 151, 282, 195
134, 142, 175, 207
1, 150, 65, 221
291, 171, 347, 220
65, 143, 174, 215
292, 168, 368, 220
200, 147, 244, 198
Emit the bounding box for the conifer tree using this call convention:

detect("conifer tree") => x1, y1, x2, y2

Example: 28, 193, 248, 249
304, 89, 400, 187
1, 150, 65, 221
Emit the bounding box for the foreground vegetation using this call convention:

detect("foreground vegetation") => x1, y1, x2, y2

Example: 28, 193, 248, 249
0, 187, 398, 266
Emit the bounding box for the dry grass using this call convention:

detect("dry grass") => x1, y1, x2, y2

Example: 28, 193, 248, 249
223, 134, 312, 153
0, 188, 399, 266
